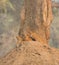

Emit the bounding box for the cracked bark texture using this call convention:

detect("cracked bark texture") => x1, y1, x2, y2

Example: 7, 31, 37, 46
17, 0, 53, 44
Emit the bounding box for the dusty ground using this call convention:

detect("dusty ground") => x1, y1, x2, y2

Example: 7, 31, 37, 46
0, 41, 59, 65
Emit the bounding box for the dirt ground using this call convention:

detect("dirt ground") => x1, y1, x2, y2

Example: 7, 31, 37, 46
0, 41, 59, 65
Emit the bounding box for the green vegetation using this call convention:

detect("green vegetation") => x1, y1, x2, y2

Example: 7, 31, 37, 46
0, 0, 15, 13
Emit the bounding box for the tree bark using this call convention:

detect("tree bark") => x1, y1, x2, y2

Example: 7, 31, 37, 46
17, 0, 53, 44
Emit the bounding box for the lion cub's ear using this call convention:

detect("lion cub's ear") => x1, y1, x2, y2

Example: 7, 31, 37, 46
16, 36, 22, 48
16, 36, 22, 41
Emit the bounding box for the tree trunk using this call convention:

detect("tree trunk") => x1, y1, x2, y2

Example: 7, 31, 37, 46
17, 0, 53, 44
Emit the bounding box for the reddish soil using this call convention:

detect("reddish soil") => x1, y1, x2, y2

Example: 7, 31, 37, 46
0, 41, 59, 65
